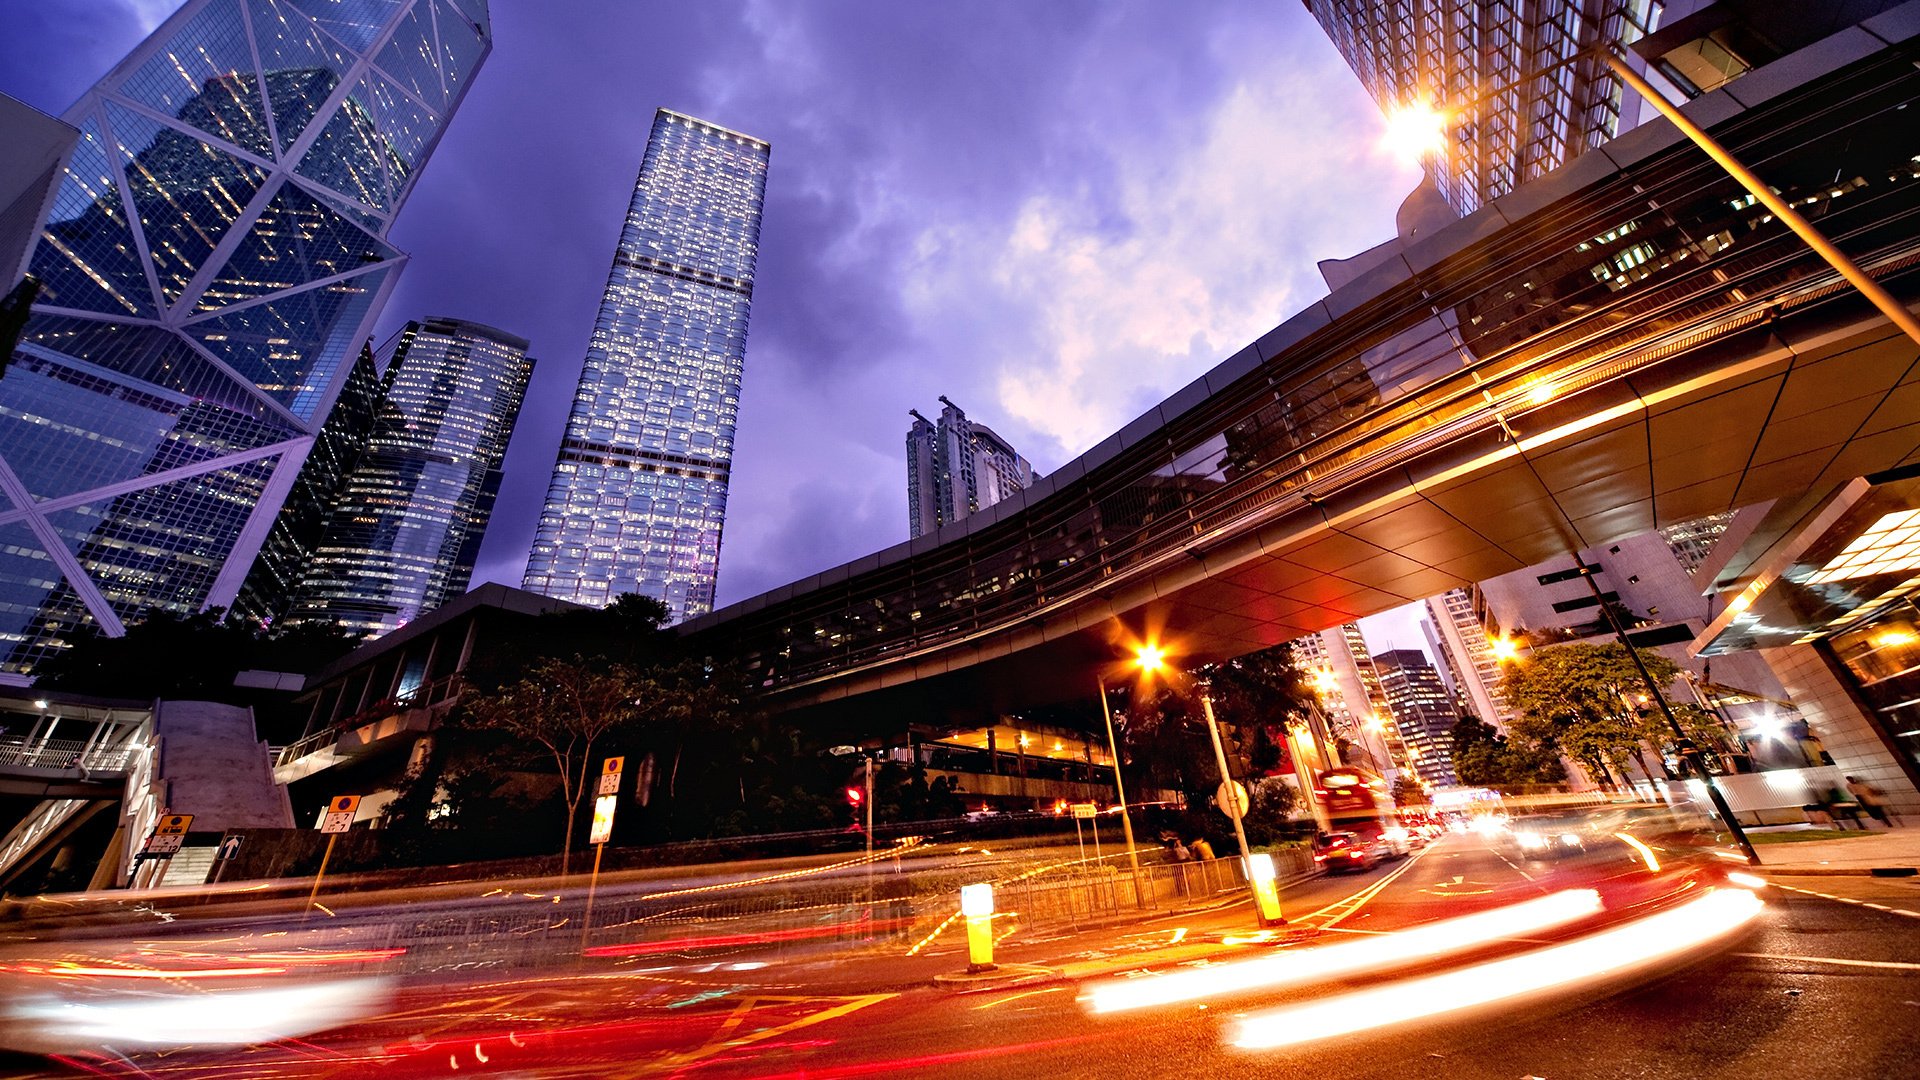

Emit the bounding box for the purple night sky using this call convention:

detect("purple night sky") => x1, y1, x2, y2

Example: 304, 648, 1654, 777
0, 1, 1430, 639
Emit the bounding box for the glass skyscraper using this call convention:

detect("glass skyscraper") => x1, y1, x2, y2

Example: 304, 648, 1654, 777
522, 109, 770, 623
1305, 0, 1661, 215
272, 317, 532, 637
0, 0, 491, 674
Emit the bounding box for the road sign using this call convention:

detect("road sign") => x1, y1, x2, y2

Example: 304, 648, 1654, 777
1071, 802, 1098, 819
1214, 780, 1250, 819
142, 833, 185, 855
320, 794, 360, 834
589, 793, 617, 845
140, 813, 194, 856
216, 834, 243, 861
598, 755, 625, 796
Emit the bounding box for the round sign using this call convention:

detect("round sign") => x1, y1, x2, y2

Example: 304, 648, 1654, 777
1214, 780, 1250, 819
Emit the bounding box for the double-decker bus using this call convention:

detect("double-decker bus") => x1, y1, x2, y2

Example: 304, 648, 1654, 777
1313, 766, 1411, 863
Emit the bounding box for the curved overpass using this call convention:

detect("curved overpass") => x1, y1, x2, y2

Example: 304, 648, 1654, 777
681, 27, 1920, 726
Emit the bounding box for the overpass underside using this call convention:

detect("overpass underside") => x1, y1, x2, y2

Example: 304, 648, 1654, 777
684, 29, 1920, 730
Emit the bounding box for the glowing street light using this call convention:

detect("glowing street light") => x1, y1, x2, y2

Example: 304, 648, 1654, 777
1490, 636, 1520, 663
1134, 643, 1167, 673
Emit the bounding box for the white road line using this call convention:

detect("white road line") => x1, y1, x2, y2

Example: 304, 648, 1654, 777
1768, 881, 1920, 919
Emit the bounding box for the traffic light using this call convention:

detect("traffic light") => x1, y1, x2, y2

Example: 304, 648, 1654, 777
845, 785, 864, 807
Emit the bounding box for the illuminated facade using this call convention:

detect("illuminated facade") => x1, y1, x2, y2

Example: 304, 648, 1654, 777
1304, 0, 1662, 214
0, 0, 490, 673
1372, 648, 1461, 787
273, 317, 532, 637
522, 110, 770, 623
1423, 587, 1519, 731
907, 397, 1034, 540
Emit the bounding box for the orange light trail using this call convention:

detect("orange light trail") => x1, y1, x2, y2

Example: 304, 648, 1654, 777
1231, 888, 1764, 1049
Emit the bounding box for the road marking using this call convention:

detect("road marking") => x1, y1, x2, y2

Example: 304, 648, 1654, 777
1736, 952, 1920, 971
974, 987, 1066, 1010
671, 993, 894, 1067
1766, 881, 1920, 919
1298, 848, 1433, 930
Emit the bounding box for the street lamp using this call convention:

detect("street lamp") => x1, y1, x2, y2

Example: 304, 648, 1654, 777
1096, 644, 1171, 881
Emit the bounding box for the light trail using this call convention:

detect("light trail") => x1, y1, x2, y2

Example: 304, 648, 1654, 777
1615, 832, 1661, 872
1083, 889, 1602, 1013
1231, 888, 1764, 1050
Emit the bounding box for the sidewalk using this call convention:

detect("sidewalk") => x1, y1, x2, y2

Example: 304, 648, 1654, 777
1751, 827, 1920, 875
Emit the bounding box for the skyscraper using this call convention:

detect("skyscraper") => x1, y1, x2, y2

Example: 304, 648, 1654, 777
906, 397, 1034, 539
266, 317, 532, 637
1372, 648, 1461, 787
1304, 0, 1663, 214
1423, 587, 1519, 730
522, 109, 770, 622
0, 0, 491, 674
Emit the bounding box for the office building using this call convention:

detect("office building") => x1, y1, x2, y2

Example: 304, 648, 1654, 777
907, 396, 1034, 539
0, 0, 490, 674
1305, 0, 1665, 215
270, 318, 532, 637
1291, 623, 1412, 782
522, 110, 770, 623
1372, 648, 1461, 787
233, 343, 389, 626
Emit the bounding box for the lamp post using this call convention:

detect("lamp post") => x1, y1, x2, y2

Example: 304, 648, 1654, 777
1095, 673, 1142, 880
1135, 643, 1278, 926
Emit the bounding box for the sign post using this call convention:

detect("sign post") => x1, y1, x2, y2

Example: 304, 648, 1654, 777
130, 813, 193, 889
306, 795, 359, 919
209, 833, 243, 885
581, 757, 622, 953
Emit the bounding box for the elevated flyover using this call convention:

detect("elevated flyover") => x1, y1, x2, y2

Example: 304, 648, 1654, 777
681, 17, 1920, 726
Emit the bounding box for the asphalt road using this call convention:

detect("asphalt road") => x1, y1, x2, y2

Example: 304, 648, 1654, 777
11, 836, 1920, 1079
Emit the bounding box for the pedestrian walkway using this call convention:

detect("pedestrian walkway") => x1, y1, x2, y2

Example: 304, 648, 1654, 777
1753, 827, 1920, 875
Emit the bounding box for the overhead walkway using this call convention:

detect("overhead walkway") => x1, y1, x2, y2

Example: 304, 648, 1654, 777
681, 17, 1920, 725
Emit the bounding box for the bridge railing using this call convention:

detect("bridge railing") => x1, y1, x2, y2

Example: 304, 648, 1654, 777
0, 737, 136, 772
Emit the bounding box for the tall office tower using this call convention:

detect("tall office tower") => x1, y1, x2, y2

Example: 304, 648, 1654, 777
906, 396, 1034, 539
522, 110, 770, 622
1372, 648, 1462, 787
233, 342, 389, 625
269, 318, 532, 636
1424, 587, 1520, 730
1304, 0, 1663, 215
0, 0, 491, 674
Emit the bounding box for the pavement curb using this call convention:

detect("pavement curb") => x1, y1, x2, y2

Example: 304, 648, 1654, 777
930, 963, 1060, 992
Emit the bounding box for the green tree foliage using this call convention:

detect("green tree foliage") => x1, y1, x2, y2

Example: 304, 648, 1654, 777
458, 655, 648, 875
1448, 714, 1566, 791
1497, 643, 1688, 788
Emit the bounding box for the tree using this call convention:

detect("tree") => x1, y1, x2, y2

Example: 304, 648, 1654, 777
1498, 643, 1687, 789
1448, 714, 1566, 791
458, 656, 645, 875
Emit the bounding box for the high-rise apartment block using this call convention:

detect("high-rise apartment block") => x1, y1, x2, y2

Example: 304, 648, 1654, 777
1290, 624, 1412, 783
258, 318, 532, 637
1304, 0, 1662, 215
0, 0, 490, 674
906, 397, 1034, 539
522, 110, 770, 623
1423, 587, 1519, 730
1372, 648, 1462, 787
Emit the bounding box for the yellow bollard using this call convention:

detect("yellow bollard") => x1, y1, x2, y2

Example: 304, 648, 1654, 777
961, 882, 996, 972
1246, 853, 1286, 927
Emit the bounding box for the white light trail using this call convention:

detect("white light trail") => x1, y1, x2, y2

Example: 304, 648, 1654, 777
1231, 888, 1763, 1050
1084, 889, 1602, 1014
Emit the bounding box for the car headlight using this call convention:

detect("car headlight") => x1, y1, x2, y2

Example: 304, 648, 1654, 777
1517, 832, 1547, 850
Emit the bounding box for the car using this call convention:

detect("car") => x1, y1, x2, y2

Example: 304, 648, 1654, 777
1312, 831, 1382, 872
1510, 814, 1589, 859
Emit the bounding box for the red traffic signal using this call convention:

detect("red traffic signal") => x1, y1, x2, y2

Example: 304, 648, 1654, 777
845, 786, 864, 806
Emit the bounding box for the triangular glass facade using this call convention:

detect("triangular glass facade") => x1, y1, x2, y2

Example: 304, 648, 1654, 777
0, 0, 490, 674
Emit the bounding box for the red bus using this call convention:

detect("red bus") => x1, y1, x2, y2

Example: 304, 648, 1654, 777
1313, 767, 1410, 865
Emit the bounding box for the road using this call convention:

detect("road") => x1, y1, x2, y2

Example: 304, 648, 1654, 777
8, 833, 1919, 1078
